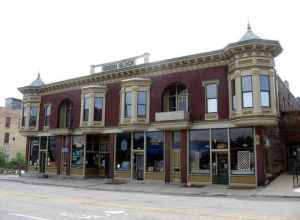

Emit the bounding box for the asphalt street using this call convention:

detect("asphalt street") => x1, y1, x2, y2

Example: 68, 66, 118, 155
0, 180, 299, 220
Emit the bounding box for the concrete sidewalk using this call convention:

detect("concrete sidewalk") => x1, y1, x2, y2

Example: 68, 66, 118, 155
0, 173, 299, 199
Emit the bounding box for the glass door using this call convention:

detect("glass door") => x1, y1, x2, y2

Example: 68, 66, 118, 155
212, 152, 229, 184
133, 153, 144, 180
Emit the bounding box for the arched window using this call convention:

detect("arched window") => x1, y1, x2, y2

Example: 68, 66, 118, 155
58, 99, 73, 128
163, 83, 188, 112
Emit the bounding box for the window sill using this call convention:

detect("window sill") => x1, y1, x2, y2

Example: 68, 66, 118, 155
205, 112, 218, 121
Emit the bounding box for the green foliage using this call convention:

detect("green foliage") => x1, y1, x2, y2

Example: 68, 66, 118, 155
0, 151, 26, 169
0, 149, 6, 167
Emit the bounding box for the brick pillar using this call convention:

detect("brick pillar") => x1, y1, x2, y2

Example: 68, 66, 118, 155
165, 131, 171, 183
180, 129, 188, 184
256, 127, 265, 186
108, 134, 115, 179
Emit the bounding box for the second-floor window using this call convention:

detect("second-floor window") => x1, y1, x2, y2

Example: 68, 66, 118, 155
164, 83, 188, 112
125, 92, 132, 118
260, 75, 270, 107
231, 79, 236, 111
206, 83, 218, 113
29, 105, 37, 127
137, 91, 147, 118
21, 106, 26, 127
83, 95, 89, 122
44, 104, 51, 127
94, 97, 103, 121
5, 117, 11, 128
4, 132, 9, 144
242, 75, 253, 108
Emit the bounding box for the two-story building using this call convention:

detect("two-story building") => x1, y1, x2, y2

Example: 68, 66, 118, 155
19, 25, 300, 187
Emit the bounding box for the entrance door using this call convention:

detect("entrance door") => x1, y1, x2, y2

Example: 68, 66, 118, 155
212, 152, 229, 184
133, 153, 144, 180
171, 149, 181, 183
39, 151, 47, 173
99, 153, 110, 178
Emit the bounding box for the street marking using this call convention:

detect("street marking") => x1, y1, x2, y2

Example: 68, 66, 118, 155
8, 213, 51, 220
60, 210, 127, 219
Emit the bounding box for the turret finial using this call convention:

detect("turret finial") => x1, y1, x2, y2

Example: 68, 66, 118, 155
247, 21, 251, 31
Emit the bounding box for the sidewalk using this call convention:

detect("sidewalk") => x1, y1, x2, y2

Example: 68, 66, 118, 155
0, 173, 299, 199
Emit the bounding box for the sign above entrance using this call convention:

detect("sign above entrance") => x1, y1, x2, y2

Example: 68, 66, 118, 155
90, 53, 150, 74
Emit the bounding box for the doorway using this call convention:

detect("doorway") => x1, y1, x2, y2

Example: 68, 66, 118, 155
212, 152, 229, 184
60, 136, 71, 175
171, 131, 181, 183
39, 151, 47, 173
133, 153, 144, 180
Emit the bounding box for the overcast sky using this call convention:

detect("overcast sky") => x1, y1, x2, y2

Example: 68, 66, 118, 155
0, 0, 299, 106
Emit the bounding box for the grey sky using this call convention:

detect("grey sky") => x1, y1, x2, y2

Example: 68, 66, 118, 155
0, 0, 299, 106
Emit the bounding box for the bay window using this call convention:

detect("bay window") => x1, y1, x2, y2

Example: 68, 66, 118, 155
94, 97, 103, 121
206, 83, 218, 113
124, 92, 132, 118
242, 75, 253, 108
83, 95, 89, 122
21, 106, 26, 127
29, 105, 37, 127
231, 79, 236, 111
260, 75, 270, 107
137, 91, 147, 118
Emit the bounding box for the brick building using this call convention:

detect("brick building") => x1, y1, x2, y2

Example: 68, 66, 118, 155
19, 25, 299, 186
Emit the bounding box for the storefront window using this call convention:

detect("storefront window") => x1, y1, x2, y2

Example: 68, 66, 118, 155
86, 135, 100, 168
71, 136, 84, 168
146, 132, 164, 172
211, 129, 228, 149
29, 137, 39, 166
133, 132, 144, 150
172, 131, 181, 149
230, 128, 255, 175
116, 133, 131, 171
189, 129, 210, 174
48, 136, 57, 167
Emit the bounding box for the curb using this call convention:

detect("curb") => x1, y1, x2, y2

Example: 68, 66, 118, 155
1, 177, 300, 199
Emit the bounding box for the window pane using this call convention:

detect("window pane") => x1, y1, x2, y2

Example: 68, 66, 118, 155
207, 98, 217, 113
261, 91, 270, 107
206, 84, 217, 99
94, 97, 103, 121
168, 96, 176, 111
137, 105, 146, 117
137, 91, 147, 105
243, 92, 253, 107
178, 96, 187, 111
146, 132, 164, 172
260, 75, 270, 91
189, 129, 210, 174
212, 129, 228, 149
231, 79, 236, 95
242, 76, 252, 92
125, 105, 131, 118
125, 92, 132, 104
230, 128, 254, 175
83, 96, 89, 121
134, 132, 144, 150
116, 133, 131, 171
232, 95, 237, 111
172, 131, 181, 149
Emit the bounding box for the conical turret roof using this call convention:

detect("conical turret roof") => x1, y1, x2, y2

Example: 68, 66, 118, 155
29, 73, 44, 87
240, 22, 261, 41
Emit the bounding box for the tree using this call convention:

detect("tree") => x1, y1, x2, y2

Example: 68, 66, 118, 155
0, 149, 7, 167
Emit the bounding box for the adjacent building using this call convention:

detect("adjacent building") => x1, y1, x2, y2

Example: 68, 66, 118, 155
0, 98, 26, 160
19, 25, 300, 186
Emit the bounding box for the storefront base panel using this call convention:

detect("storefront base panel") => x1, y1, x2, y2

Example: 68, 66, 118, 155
70, 167, 84, 176
230, 175, 256, 185
85, 168, 99, 177
46, 166, 57, 174
144, 172, 164, 181
115, 171, 130, 178
188, 175, 212, 185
